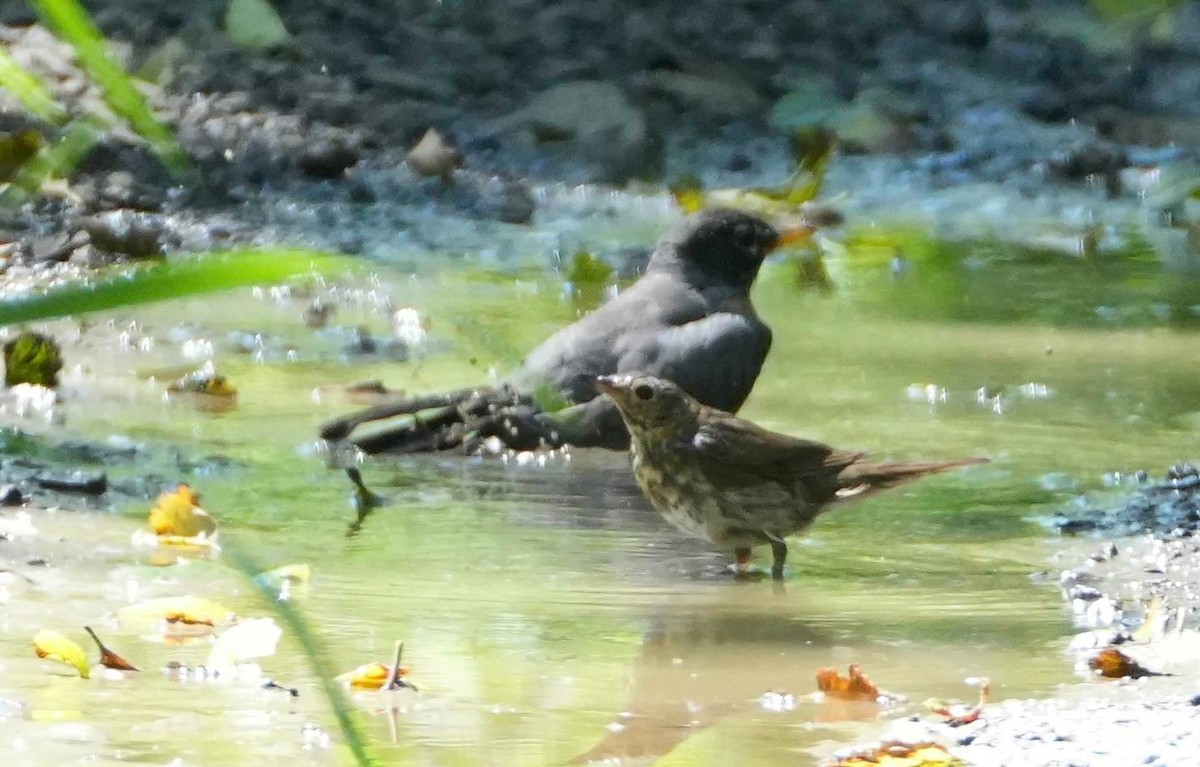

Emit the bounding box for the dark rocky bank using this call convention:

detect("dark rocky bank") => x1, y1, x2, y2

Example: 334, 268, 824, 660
6, 0, 1200, 278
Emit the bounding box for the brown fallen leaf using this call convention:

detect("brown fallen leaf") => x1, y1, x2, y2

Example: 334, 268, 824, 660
924, 677, 989, 726
84, 626, 139, 672
1088, 648, 1166, 679
816, 664, 882, 701
815, 663, 904, 722
819, 739, 967, 767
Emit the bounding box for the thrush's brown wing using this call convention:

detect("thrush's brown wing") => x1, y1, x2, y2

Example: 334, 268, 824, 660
689, 408, 863, 497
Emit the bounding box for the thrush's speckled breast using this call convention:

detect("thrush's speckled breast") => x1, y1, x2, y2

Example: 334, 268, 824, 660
597, 374, 987, 579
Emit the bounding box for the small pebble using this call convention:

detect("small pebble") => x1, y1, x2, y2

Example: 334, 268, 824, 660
0, 484, 24, 506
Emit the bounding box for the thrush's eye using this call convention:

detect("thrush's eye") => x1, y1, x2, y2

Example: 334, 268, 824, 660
634, 383, 654, 400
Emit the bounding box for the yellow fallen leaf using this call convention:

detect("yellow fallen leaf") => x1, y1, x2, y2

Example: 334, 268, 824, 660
669, 184, 706, 214
338, 661, 413, 690
117, 596, 236, 628
33, 630, 90, 678
206, 618, 282, 671
820, 740, 966, 767
166, 363, 238, 412
149, 485, 218, 538
1132, 596, 1168, 643
671, 130, 839, 223
152, 535, 219, 554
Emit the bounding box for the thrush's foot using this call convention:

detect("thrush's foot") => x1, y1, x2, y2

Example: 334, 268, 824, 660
728, 547, 768, 580
769, 538, 788, 581
732, 547, 753, 575
346, 467, 391, 537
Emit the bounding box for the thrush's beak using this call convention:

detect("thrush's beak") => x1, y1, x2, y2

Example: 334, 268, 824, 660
595, 375, 632, 404
770, 225, 815, 252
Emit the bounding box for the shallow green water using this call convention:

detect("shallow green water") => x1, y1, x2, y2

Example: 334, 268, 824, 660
3, 236, 1200, 766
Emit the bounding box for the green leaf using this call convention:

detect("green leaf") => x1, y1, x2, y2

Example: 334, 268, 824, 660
30, 0, 187, 173
0, 250, 360, 326
0, 119, 102, 205
225, 0, 292, 52
0, 128, 45, 183
222, 540, 378, 766
756, 125, 836, 206
529, 381, 570, 413
566, 251, 613, 286
0, 47, 67, 124
3, 331, 64, 388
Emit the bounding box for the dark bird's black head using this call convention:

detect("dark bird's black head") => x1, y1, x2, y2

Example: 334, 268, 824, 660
596, 374, 699, 438
656, 208, 811, 291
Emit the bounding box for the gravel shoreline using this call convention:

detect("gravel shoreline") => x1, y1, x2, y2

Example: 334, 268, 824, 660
827, 469, 1200, 767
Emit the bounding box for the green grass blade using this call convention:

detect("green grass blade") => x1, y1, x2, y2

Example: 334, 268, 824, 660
29, 0, 187, 173
222, 539, 379, 767
0, 119, 102, 206
0, 46, 67, 124
0, 250, 360, 326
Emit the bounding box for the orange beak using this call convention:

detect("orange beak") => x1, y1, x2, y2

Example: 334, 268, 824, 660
771, 226, 815, 251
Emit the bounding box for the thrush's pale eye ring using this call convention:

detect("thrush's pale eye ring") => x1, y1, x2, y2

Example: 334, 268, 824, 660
634, 384, 655, 400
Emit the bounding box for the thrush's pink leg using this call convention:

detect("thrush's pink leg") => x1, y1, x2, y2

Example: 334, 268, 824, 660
734, 547, 752, 574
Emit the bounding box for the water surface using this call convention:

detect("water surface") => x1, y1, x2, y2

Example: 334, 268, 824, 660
3, 233, 1200, 766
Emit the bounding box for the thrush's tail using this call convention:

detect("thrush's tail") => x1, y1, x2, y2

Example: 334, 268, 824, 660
834, 457, 988, 501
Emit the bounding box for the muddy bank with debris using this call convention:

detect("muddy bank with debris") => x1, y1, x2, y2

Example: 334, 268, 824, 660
822, 468, 1200, 767
7, 2, 1200, 288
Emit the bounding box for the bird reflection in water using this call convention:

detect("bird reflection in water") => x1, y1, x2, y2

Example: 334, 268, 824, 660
572, 599, 856, 765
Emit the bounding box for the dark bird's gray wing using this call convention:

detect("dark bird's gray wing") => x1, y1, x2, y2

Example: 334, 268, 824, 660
621, 312, 771, 414
520, 272, 707, 403
534, 310, 771, 448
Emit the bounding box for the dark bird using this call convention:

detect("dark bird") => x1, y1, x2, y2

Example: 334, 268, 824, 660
596, 374, 987, 579
320, 208, 812, 454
